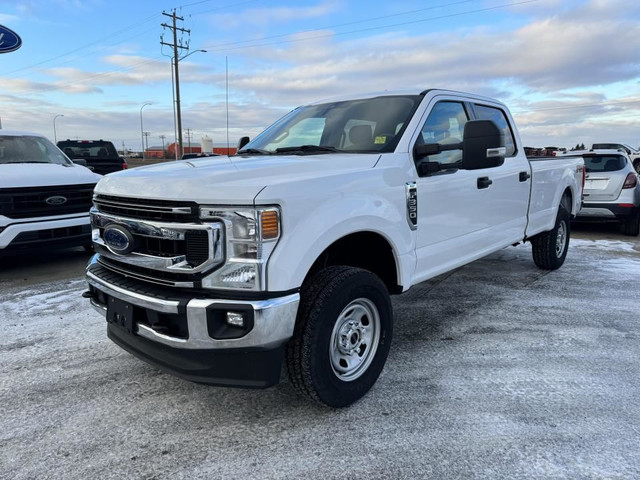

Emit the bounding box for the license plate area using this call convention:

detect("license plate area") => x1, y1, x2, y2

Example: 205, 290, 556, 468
106, 297, 136, 334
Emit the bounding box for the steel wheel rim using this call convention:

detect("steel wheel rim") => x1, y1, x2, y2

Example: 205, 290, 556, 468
556, 221, 567, 258
329, 298, 381, 382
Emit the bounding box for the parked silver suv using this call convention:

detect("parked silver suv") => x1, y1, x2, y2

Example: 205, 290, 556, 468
574, 150, 640, 236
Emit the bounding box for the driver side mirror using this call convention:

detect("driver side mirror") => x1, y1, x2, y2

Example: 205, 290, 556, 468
461, 120, 505, 170
237, 136, 250, 151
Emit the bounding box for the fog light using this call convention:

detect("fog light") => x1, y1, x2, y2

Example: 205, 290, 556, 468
226, 311, 245, 328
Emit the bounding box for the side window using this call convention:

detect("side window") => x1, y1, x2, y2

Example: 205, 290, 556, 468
417, 101, 468, 166
473, 104, 516, 156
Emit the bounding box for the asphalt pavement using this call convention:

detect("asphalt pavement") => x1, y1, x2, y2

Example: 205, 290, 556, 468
1, 225, 639, 479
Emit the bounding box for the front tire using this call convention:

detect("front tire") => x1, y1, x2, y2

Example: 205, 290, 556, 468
531, 204, 570, 270
285, 266, 393, 408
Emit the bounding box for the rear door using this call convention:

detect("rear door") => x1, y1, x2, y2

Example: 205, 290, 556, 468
583, 154, 628, 201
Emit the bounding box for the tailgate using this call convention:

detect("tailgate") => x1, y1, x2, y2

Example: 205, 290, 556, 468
583, 154, 627, 202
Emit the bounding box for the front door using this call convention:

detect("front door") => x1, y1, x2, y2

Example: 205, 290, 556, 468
411, 97, 529, 284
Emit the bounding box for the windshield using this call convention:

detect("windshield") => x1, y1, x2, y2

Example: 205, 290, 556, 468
57, 140, 119, 160
584, 155, 626, 173
239, 95, 423, 155
0, 135, 72, 165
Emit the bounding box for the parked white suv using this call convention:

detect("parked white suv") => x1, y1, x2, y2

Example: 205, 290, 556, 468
592, 143, 640, 174
574, 149, 640, 236
0, 130, 101, 255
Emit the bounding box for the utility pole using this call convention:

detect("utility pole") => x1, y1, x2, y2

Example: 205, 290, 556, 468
185, 128, 192, 154
161, 10, 190, 160
159, 134, 166, 158
143, 131, 150, 157
122, 140, 126, 156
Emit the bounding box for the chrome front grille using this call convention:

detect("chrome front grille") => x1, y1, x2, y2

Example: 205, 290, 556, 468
90, 202, 224, 287
93, 194, 198, 222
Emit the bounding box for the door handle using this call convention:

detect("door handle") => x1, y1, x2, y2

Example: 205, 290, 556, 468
519, 171, 531, 182
477, 177, 493, 189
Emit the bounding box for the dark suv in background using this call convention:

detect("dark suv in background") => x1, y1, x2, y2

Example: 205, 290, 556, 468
57, 139, 127, 175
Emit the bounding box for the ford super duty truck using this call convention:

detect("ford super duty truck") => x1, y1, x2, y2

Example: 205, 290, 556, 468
84, 89, 584, 407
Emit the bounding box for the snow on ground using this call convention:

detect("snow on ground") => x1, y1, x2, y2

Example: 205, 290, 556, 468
1, 235, 639, 479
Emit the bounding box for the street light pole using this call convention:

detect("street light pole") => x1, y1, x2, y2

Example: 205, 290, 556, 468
53, 114, 64, 143
139, 102, 152, 159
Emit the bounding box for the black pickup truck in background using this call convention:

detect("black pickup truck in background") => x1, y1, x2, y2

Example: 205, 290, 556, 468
57, 139, 127, 175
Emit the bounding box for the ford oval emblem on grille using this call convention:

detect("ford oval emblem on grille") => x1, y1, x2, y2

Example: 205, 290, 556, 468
45, 195, 68, 205
103, 224, 136, 255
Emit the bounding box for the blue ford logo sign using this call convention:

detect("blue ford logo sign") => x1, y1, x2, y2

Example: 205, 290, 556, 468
103, 224, 136, 255
0, 25, 22, 54
45, 195, 67, 206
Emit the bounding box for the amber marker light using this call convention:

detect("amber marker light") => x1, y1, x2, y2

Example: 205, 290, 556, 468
261, 210, 279, 240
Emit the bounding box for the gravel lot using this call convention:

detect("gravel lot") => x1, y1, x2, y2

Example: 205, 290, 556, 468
1, 226, 639, 479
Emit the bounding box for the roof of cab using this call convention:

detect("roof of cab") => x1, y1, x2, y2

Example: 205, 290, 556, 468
307, 88, 505, 107
0, 129, 48, 138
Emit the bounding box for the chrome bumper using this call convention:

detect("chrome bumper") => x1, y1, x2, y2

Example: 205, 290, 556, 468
87, 270, 300, 350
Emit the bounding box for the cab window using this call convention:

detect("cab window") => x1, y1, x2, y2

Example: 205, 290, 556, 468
416, 101, 469, 167
473, 104, 516, 156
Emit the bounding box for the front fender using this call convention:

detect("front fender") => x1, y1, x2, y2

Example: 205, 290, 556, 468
264, 190, 415, 292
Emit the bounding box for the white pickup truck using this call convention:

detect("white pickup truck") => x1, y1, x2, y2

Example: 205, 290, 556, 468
1, 130, 100, 255
84, 89, 584, 407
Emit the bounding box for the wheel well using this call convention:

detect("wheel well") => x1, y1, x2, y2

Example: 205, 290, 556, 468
304, 232, 401, 294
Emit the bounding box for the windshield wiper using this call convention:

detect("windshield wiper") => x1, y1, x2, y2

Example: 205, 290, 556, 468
237, 148, 272, 155
274, 145, 343, 154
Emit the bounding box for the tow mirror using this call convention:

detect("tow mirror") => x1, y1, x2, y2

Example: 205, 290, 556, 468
237, 136, 250, 151
461, 120, 505, 170
413, 143, 440, 160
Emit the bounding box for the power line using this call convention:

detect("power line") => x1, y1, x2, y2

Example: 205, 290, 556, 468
199, 0, 541, 53
198, 0, 476, 51
8, 0, 543, 97
0, 1, 255, 78
1, 13, 162, 77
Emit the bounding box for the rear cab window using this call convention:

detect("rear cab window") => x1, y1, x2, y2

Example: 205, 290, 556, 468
57, 140, 119, 160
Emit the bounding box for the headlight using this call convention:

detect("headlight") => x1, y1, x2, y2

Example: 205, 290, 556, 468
199, 206, 280, 291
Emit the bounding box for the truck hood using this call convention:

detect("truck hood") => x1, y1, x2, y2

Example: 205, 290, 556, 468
0, 163, 101, 188
94, 154, 381, 204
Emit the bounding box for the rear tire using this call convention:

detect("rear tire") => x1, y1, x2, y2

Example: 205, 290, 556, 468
285, 266, 393, 408
622, 211, 640, 236
531, 205, 570, 270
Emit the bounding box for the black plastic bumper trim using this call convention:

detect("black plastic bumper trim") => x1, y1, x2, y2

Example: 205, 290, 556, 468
107, 323, 284, 388
575, 203, 640, 221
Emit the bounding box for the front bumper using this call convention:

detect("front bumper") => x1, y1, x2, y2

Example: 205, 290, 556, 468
85, 262, 300, 388
0, 214, 91, 254
575, 203, 640, 222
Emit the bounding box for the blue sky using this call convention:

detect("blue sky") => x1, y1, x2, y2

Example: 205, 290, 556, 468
1, 0, 639, 151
